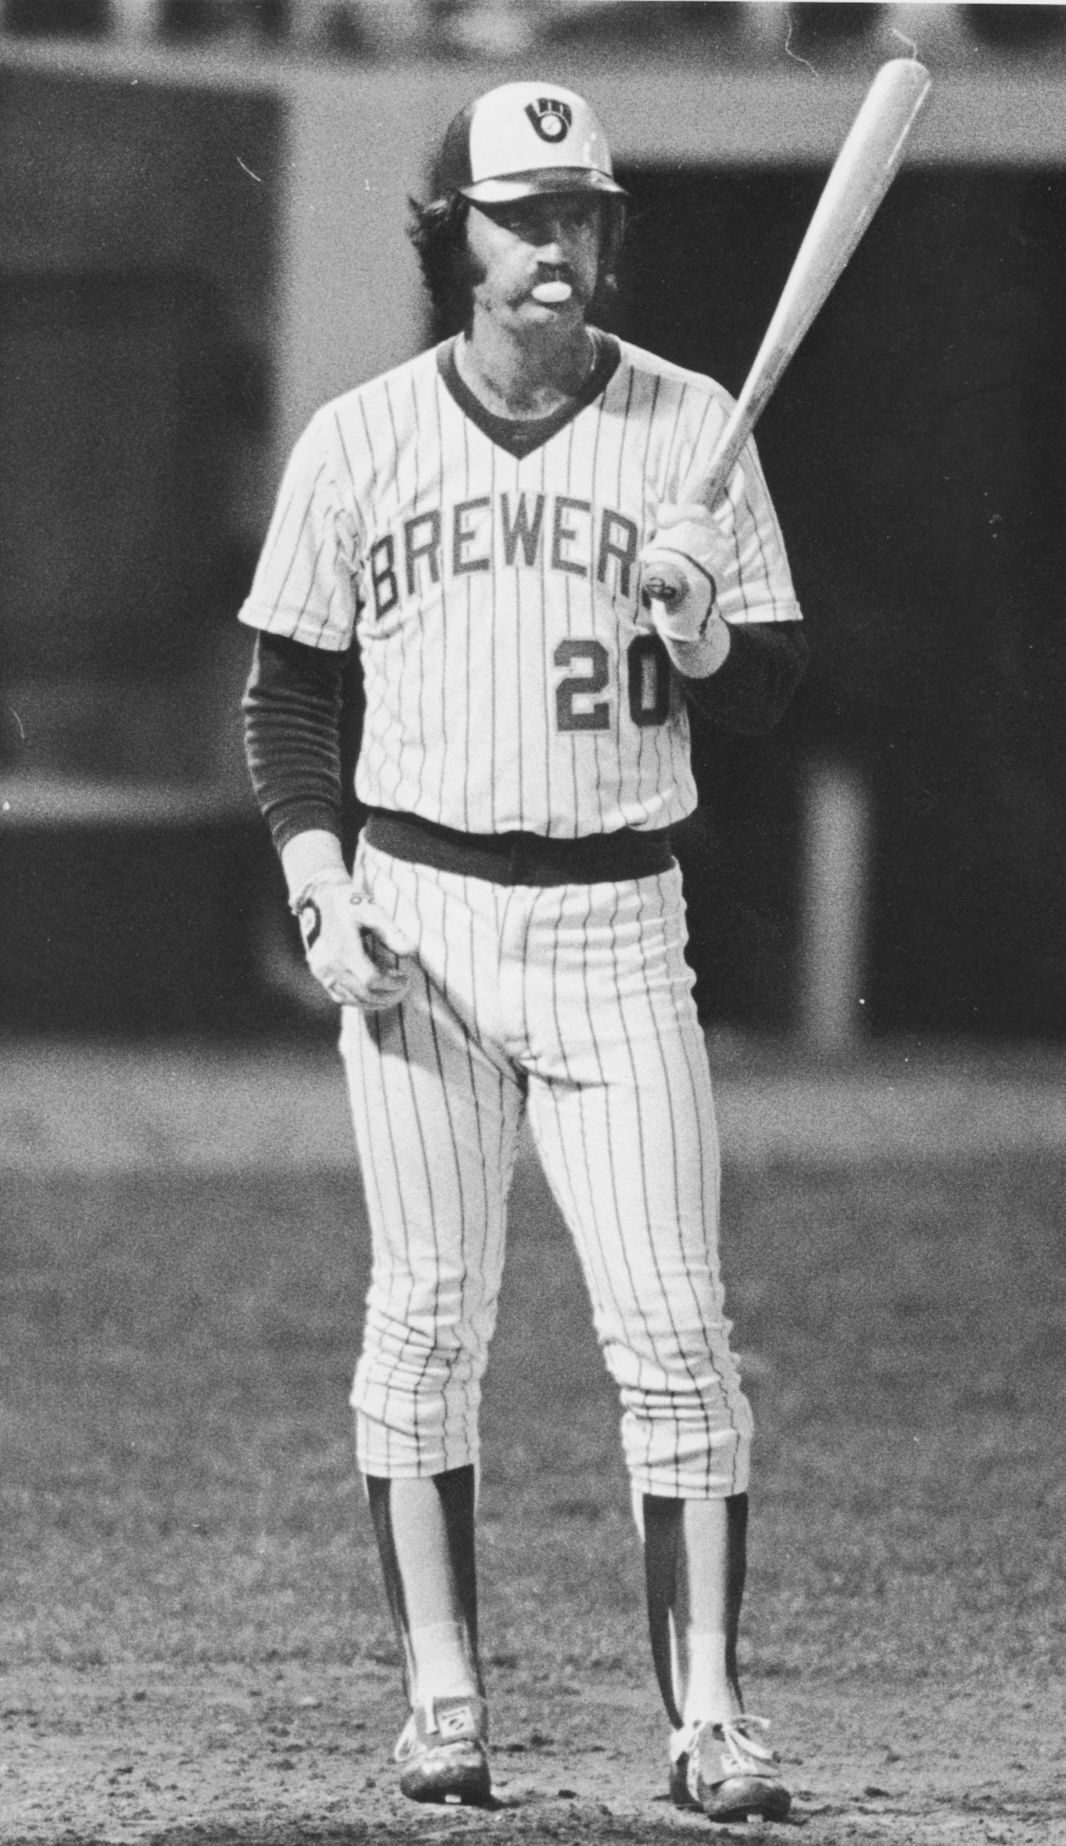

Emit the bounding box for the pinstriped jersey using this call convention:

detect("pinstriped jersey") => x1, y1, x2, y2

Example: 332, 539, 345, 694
239, 333, 801, 838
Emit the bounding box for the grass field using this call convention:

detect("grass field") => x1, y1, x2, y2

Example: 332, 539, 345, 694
1, 1043, 1064, 1844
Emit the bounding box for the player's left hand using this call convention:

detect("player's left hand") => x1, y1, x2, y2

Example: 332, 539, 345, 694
639, 502, 732, 647
295, 871, 416, 1011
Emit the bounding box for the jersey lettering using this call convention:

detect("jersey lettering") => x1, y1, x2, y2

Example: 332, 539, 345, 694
368, 492, 639, 611
370, 536, 399, 618
551, 496, 592, 577
500, 491, 546, 566
555, 638, 611, 731
628, 632, 671, 727
597, 511, 638, 598
404, 510, 442, 596
554, 635, 671, 735
452, 496, 491, 575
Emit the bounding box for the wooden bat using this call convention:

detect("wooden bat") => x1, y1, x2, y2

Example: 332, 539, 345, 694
644, 57, 932, 603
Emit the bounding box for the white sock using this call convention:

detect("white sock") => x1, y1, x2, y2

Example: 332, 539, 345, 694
408, 1620, 478, 1711
677, 1624, 739, 1728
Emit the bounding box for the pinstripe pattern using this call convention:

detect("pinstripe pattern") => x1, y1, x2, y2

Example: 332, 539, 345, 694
239, 336, 800, 839
240, 326, 803, 1505
341, 840, 752, 1497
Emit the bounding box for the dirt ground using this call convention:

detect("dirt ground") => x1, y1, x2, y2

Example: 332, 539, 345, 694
5, 1660, 1063, 1844
2, 1040, 1064, 1846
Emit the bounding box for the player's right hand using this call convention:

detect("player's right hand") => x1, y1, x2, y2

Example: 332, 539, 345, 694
294, 871, 416, 1011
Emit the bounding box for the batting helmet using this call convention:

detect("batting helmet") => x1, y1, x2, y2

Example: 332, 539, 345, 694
433, 81, 628, 206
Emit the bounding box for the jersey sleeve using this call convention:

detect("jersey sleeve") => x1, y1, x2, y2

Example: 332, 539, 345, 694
238, 410, 361, 652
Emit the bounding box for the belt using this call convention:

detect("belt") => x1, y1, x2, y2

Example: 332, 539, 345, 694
363, 808, 674, 887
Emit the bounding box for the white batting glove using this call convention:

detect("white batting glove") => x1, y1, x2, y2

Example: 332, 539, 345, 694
639, 503, 732, 645
290, 868, 416, 1012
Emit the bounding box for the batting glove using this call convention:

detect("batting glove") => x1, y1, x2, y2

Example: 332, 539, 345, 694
639, 503, 732, 652
290, 868, 416, 1012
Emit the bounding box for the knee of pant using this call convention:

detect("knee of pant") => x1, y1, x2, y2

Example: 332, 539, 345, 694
353, 1317, 485, 1475
621, 1376, 753, 1441
615, 1363, 753, 1486
360, 1291, 496, 1392
620, 1400, 753, 1500
366, 1275, 498, 1358
352, 1396, 480, 1479
601, 1308, 742, 1398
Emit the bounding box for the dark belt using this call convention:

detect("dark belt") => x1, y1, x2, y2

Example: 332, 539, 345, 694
364, 808, 674, 887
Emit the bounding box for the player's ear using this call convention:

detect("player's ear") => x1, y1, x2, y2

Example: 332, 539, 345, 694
604, 195, 627, 263
592, 197, 627, 317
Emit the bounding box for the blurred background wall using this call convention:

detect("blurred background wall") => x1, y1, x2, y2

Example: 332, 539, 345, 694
0, 1, 1063, 1044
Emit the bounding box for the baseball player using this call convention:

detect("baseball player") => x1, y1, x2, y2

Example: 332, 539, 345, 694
240, 81, 807, 1823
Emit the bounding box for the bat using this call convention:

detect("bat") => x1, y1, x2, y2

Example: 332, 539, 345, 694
644, 56, 932, 603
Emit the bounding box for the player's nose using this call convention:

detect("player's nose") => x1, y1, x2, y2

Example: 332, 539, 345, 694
533, 206, 575, 255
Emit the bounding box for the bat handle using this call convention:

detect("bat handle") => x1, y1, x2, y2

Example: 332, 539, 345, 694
642, 559, 686, 606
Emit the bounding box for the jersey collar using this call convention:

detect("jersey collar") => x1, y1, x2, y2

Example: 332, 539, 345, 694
438, 331, 620, 458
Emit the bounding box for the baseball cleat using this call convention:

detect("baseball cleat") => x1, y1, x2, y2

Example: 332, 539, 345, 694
669, 1713, 791, 1823
394, 1693, 492, 1806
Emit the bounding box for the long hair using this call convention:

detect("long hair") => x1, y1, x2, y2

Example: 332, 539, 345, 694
407, 192, 627, 341
407, 194, 478, 341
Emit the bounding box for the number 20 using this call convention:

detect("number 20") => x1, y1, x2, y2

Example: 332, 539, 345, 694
554, 635, 671, 732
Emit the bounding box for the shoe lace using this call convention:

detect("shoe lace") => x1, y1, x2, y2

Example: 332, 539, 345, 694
393, 1712, 419, 1764
673, 1711, 776, 1770
719, 1712, 775, 1769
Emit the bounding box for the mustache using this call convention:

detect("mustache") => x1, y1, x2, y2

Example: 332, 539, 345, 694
461, 249, 591, 308
532, 262, 586, 300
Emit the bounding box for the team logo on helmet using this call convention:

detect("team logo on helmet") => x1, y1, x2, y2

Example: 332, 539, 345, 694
525, 97, 572, 143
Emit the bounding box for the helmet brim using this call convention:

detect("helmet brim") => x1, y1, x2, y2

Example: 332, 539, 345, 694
459, 166, 627, 204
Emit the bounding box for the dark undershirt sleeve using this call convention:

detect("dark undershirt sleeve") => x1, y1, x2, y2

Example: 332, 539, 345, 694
678, 621, 809, 735
241, 631, 347, 856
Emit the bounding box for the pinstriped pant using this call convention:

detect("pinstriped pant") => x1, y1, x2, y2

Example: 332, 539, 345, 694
340, 836, 753, 1500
